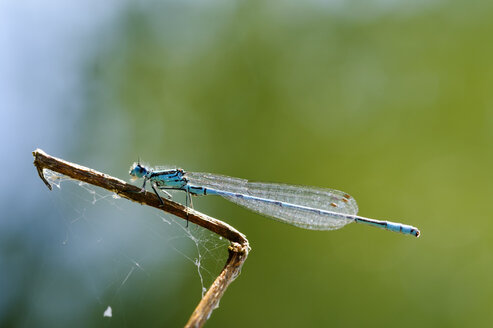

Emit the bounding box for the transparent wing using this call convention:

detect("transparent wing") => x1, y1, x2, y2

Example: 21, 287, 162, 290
153, 165, 179, 171
185, 172, 358, 230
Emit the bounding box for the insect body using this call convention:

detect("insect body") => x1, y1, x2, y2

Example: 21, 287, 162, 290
129, 163, 420, 237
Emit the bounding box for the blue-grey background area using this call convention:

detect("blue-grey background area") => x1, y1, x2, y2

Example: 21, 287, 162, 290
2, 0, 493, 327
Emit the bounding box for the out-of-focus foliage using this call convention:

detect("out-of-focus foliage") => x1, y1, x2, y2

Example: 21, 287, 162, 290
5, 0, 493, 327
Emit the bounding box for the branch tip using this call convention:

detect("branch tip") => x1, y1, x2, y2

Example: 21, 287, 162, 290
33, 150, 52, 190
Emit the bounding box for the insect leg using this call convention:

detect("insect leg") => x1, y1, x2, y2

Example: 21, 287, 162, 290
151, 183, 164, 205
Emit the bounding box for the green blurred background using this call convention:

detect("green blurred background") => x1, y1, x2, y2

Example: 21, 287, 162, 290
3, 0, 493, 327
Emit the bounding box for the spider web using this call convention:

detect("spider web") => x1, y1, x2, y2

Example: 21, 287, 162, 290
42, 169, 229, 320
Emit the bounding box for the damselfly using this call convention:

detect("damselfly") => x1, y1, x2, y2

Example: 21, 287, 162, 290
129, 163, 420, 237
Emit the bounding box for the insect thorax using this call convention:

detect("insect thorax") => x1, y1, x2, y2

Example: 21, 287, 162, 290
150, 169, 187, 189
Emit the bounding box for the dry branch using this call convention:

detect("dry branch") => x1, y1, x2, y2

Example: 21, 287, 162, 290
32, 148, 250, 328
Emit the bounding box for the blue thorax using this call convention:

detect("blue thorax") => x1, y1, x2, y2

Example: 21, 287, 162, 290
129, 163, 188, 189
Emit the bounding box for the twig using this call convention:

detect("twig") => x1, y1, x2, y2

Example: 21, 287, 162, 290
185, 242, 249, 328
32, 149, 250, 327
